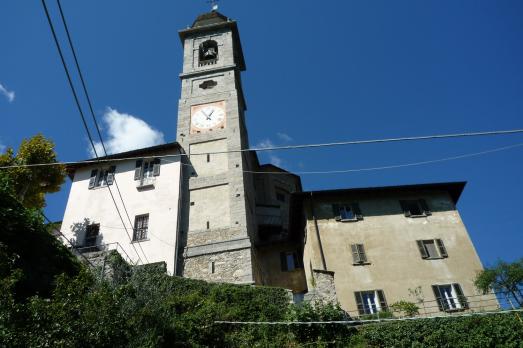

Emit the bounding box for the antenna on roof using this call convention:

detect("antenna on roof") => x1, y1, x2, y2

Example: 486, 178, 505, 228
207, 0, 219, 11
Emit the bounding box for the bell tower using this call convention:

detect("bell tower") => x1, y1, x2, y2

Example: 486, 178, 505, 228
176, 10, 256, 283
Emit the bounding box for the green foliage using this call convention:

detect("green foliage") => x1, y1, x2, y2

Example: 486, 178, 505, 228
359, 314, 523, 347
0, 184, 80, 299
390, 300, 420, 317
359, 310, 395, 320
0, 133, 65, 209
475, 259, 523, 307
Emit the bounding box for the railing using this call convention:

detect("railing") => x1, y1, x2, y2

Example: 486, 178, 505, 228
198, 58, 217, 67
256, 205, 283, 226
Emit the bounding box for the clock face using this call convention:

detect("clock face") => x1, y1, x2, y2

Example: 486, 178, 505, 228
190, 101, 226, 133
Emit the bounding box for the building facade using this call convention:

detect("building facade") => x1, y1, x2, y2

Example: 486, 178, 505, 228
295, 183, 497, 315
59, 9, 495, 316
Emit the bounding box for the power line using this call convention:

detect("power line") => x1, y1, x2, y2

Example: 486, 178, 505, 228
54, 0, 149, 264
41, 0, 146, 265
2, 128, 523, 171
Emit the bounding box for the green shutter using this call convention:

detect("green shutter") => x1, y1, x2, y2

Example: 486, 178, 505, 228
399, 200, 411, 217
432, 285, 445, 311
332, 204, 341, 221
377, 290, 387, 311
152, 158, 161, 176
351, 244, 360, 263
436, 239, 448, 258
354, 292, 365, 315
88, 169, 98, 189
417, 240, 429, 259
419, 199, 432, 216
453, 283, 468, 309
352, 203, 363, 220
358, 244, 367, 263
134, 160, 143, 180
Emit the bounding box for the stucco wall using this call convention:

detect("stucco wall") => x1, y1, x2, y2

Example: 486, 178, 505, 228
61, 149, 182, 275
303, 190, 497, 315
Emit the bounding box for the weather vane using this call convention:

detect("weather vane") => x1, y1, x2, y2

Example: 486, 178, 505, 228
207, 0, 219, 11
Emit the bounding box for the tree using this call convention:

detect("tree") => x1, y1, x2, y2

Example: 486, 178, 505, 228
0, 134, 65, 209
474, 259, 523, 307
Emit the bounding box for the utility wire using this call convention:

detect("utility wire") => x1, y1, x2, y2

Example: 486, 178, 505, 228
41, 0, 145, 264
2, 128, 523, 171
55, 0, 149, 263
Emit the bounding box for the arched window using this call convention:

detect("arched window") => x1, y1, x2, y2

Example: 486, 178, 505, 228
199, 40, 218, 66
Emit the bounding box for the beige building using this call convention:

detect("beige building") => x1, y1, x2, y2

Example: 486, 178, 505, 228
293, 182, 497, 315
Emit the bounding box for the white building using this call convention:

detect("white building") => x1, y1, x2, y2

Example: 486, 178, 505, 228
61, 143, 184, 274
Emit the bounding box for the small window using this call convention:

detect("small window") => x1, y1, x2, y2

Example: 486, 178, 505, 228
133, 214, 149, 241
199, 40, 218, 66
333, 203, 363, 221
354, 290, 388, 315
134, 159, 161, 184
417, 239, 448, 259
88, 166, 116, 189
84, 223, 100, 247
280, 251, 303, 271
400, 199, 431, 217
351, 244, 369, 264
432, 283, 468, 312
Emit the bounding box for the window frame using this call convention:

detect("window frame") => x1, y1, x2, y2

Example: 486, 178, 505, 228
134, 159, 161, 187
400, 199, 432, 218
84, 223, 100, 247
280, 250, 303, 272
333, 203, 363, 222
432, 283, 468, 312
354, 289, 388, 315
351, 243, 370, 265
417, 239, 448, 259
88, 166, 116, 189
133, 214, 150, 242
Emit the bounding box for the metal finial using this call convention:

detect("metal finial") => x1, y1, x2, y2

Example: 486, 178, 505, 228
207, 0, 219, 11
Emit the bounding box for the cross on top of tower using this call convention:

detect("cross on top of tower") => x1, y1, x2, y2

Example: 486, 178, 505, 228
207, 0, 219, 11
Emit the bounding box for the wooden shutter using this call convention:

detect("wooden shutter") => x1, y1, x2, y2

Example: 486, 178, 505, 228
436, 239, 448, 258
134, 160, 143, 180
377, 290, 387, 311
332, 204, 341, 221
152, 158, 161, 176
106, 166, 116, 185
280, 252, 288, 271
419, 199, 432, 216
88, 169, 98, 189
351, 244, 361, 263
399, 200, 411, 217
453, 283, 469, 309
352, 203, 363, 220
358, 244, 368, 263
432, 285, 445, 311
417, 240, 429, 259
354, 292, 365, 315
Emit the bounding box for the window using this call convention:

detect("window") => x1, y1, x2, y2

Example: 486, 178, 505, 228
333, 203, 363, 221
351, 244, 369, 264
355, 290, 388, 315
280, 251, 303, 271
134, 159, 161, 185
84, 223, 100, 247
133, 214, 149, 241
432, 284, 468, 311
417, 239, 448, 259
199, 40, 218, 66
88, 166, 116, 189
400, 199, 431, 217
276, 192, 285, 202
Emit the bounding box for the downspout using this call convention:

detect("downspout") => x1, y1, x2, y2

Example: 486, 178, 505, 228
310, 192, 327, 270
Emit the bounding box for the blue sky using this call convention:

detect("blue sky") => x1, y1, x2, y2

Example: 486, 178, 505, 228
1, 1, 522, 266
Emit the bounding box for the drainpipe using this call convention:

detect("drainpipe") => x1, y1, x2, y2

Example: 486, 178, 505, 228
310, 192, 327, 270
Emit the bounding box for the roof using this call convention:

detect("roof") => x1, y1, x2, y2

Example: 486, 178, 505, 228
191, 11, 229, 28
66, 142, 183, 178
294, 182, 467, 204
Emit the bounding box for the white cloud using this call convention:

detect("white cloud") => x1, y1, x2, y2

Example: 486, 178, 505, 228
89, 107, 165, 157
255, 138, 284, 167
0, 83, 15, 103
276, 132, 293, 142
